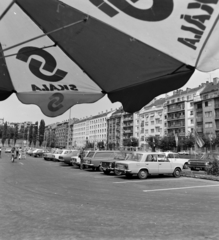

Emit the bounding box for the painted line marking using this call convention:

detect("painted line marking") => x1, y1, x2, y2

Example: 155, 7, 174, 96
19, 162, 24, 165
113, 178, 184, 184
143, 184, 219, 193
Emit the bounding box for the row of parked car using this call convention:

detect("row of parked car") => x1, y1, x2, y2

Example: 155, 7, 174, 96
28, 148, 196, 180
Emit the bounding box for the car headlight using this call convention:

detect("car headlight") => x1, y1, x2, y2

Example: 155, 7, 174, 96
205, 162, 209, 165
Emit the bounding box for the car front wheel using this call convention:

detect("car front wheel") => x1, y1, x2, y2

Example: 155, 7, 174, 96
183, 163, 189, 169
173, 168, 181, 178
103, 169, 110, 175
137, 169, 148, 180
114, 169, 122, 176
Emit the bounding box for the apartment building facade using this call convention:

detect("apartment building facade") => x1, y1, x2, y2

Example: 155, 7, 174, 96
139, 98, 166, 147
194, 78, 219, 138
55, 121, 68, 148
166, 86, 204, 137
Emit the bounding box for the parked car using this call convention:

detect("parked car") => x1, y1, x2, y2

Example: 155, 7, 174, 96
27, 148, 37, 156
100, 151, 133, 175
115, 151, 183, 179
5, 148, 12, 153
59, 150, 79, 165
188, 152, 219, 171
26, 148, 34, 155
178, 151, 189, 155
161, 152, 190, 169
82, 150, 120, 171
70, 150, 87, 167
52, 149, 71, 161
32, 149, 45, 158
43, 149, 59, 161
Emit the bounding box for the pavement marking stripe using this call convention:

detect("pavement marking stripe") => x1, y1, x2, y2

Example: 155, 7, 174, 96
19, 162, 24, 165
113, 178, 184, 184
143, 184, 219, 193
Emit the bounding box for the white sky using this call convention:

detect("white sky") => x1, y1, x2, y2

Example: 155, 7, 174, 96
0, 69, 218, 125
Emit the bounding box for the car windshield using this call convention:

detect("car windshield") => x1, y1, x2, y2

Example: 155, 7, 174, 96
86, 151, 95, 158
168, 153, 180, 158
201, 153, 219, 160
57, 150, 63, 154
126, 153, 143, 162
114, 152, 128, 160
71, 151, 80, 156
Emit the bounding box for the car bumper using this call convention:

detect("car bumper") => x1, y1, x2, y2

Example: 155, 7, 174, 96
101, 167, 114, 172
83, 163, 94, 167
114, 168, 132, 174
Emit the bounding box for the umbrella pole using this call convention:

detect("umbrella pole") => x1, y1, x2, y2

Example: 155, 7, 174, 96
67, 108, 71, 149
0, 0, 16, 22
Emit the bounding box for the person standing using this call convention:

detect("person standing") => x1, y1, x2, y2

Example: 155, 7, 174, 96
11, 147, 16, 162
0, 147, 1, 158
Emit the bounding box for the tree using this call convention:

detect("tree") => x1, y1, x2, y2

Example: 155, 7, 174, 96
146, 136, 159, 152
33, 121, 38, 146
13, 124, 18, 145
39, 120, 45, 146
97, 141, 105, 149
28, 125, 33, 146
7, 127, 11, 146
24, 126, 28, 140
2, 122, 7, 146
158, 135, 175, 151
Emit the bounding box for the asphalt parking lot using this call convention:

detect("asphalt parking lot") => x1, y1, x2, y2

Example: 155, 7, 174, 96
1, 154, 219, 240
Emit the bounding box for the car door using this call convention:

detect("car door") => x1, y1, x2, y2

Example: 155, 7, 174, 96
145, 154, 159, 174
158, 154, 172, 174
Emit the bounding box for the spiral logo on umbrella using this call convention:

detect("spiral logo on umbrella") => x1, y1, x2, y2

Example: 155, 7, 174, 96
89, 0, 174, 21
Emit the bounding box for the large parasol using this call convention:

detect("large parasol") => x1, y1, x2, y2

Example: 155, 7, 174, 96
0, 0, 219, 117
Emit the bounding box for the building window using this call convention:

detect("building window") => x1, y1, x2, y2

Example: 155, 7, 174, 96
151, 129, 154, 133
190, 111, 193, 116
151, 121, 154, 125
191, 119, 194, 124
205, 122, 213, 128
205, 101, 211, 107
205, 111, 212, 117
190, 102, 194, 107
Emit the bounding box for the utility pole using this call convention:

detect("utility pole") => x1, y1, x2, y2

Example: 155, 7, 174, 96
67, 108, 71, 149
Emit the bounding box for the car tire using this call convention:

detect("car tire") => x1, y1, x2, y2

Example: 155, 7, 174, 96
173, 168, 181, 178
103, 169, 110, 175
183, 163, 189, 169
114, 170, 122, 176
137, 169, 148, 180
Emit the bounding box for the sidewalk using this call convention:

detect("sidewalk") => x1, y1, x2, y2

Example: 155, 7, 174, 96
182, 169, 219, 182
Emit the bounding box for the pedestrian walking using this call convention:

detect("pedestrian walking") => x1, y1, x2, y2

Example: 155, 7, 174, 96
18, 147, 22, 160
16, 147, 19, 159
11, 147, 16, 162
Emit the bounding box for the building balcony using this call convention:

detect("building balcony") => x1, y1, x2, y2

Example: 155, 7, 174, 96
196, 127, 203, 132
167, 124, 185, 129
215, 103, 219, 109
196, 116, 203, 122
123, 117, 133, 122
215, 114, 219, 119
167, 116, 185, 121
196, 108, 203, 112
123, 130, 132, 133
167, 107, 185, 113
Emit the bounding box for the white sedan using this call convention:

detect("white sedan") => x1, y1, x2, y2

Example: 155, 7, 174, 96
115, 152, 183, 179
5, 148, 12, 153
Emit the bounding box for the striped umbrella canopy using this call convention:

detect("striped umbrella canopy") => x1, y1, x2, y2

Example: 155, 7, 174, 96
0, 0, 219, 117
